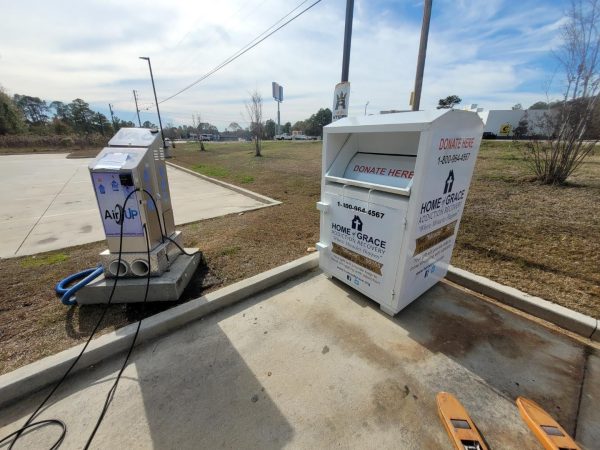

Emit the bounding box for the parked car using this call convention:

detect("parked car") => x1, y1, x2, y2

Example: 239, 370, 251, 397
292, 134, 308, 140
275, 134, 292, 140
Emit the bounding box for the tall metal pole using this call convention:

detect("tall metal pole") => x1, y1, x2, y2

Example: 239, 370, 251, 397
133, 90, 142, 127
341, 0, 354, 82
139, 57, 165, 148
412, 0, 432, 111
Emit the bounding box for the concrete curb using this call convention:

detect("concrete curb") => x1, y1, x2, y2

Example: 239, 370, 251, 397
0, 253, 319, 408
166, 161, 281, 206
446, 265, 599, 342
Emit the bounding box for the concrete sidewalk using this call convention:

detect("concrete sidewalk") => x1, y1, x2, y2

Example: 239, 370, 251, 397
0, 154, 275, 258
0, 270, 596, 449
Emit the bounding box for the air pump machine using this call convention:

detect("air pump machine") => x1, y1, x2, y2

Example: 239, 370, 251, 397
316, 110, 483, 315
75, 128, 201, 304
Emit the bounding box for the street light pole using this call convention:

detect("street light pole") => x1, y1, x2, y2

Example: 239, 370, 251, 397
139, 56, 165, 148
364, 101, 369, 115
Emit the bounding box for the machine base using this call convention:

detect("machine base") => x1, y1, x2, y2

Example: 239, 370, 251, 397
76, 249, 202, 305
101, 231, 183, 278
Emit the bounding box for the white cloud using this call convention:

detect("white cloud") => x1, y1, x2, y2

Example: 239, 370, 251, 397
0, 0, 567, 129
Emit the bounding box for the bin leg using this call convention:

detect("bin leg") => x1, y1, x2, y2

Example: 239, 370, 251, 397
380, 304, 398, 317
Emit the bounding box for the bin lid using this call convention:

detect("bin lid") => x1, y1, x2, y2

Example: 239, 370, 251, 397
343, 152, 415, 190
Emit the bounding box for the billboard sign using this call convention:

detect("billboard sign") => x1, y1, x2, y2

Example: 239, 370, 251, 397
272, 82, 283, 102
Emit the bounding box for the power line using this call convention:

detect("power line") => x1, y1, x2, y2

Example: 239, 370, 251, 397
172, 0, 285, 71
169, 0, 272, 56
159, 0, 322, 104
161, 0, 314, 104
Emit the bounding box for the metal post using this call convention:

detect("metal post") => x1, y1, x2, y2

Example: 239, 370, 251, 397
139, 57, 165, 148
341, 0, 354, 82
412, 0, 432, 111
277, 101, 281, 136
133, 90, 142, 127
364, 101, 369, 115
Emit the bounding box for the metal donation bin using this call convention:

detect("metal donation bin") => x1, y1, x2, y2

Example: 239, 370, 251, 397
316, 110, 483, 315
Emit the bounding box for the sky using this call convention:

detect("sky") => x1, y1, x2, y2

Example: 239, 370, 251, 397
0, 0, 569, 131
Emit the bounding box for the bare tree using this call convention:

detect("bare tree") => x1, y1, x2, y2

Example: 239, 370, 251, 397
192, 113, 205, 151
524, 0, 600, 184
245, 90, 263, 157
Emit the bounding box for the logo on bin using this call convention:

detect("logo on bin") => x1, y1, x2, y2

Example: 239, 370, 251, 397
444, 170, 454, 194
335, 91, 347, 110
351, 215, 363, 231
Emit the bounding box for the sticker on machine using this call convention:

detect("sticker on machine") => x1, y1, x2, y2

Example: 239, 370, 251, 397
332, 243, 383, 274
327, 196, 403, 290
414, 220, 457, 255
92, 171, 144, 237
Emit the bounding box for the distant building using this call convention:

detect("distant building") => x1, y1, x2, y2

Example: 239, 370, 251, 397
462, 104, 555, 138
379, 109, 407, 114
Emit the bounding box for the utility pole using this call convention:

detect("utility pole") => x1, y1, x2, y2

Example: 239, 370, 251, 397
139, 56, 165, 148
332, 0, 354, 122
132, 90, 142, 127
108, 104, 117, 131
412, 0, 432, 111
341, 0, 354, 83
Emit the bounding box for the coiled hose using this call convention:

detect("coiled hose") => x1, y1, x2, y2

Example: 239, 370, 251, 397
55, 266, 104, 306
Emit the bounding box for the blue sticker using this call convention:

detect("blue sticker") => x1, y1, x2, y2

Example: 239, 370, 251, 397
99, 184, 105, 194
111, 180, 119, 191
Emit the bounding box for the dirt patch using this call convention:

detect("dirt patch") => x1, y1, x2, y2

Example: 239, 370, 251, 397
0, 140, 598, 374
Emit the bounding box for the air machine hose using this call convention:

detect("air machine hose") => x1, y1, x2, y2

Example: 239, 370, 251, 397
55, 265, 104, 306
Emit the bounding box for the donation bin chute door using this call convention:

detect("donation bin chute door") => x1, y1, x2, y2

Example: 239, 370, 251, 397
342, 152, 415, 194
323, 130, 419, 196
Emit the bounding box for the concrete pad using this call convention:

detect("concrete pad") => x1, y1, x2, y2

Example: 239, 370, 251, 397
0, 154, 277, 258
0, 272, 593, 449
0, 216, 40, 256
447, 265, 599, 339
576, 349, 600, 444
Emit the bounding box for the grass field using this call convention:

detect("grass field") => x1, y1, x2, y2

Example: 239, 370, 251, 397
0, 139, 598, 374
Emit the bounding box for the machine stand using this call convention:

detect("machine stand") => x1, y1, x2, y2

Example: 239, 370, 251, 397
76, 250, 202, 305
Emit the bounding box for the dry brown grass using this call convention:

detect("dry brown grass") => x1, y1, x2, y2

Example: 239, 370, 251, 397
454, 141, 600, 317
0, 139, 597, 375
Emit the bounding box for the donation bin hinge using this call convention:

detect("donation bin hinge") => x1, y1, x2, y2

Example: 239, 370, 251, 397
316, 201, 329, 213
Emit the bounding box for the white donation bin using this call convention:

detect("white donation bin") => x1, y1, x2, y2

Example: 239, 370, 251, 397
317, 110, 483, 315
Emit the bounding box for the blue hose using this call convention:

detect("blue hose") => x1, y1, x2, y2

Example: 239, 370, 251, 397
55, 265, 104, 306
